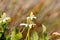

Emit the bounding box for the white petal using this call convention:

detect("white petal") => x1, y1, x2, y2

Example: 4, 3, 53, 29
20, 23, 28, 27
5, 17, 10, 20
3, 19, 6, 22
29, 24, 32, 28
33, 17, 37, 19
29, 24, 36, 28
3, 17, 10, 22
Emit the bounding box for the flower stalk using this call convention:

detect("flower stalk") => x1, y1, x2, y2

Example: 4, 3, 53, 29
20, 12, 37, 40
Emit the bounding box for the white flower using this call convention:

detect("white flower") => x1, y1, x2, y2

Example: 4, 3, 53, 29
20, 12, 36, 28
27, 12, 37, 20
29, 24, 36, 28
27, 16, 37, 20
20, 23, 28, 27
3, 17, 11, 22
29, 24, 32, 28
20, 23, 36, 28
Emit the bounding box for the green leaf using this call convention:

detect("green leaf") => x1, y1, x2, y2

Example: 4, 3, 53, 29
11, 29, 17, 40
11, 29, 23, 40
31, 31, 39, 40
42, 24, 46, 33
43, 33, 49, 40
6, 36, 11, 40
15, 32, 23, 40
0, 32, 2, 38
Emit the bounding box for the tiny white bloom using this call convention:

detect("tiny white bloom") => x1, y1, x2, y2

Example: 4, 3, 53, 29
29, 24, 36, 28
5, 17, 10, 20
3, 17, 10, 22
27, 16, 37, 20
27, 12, 37, 20
3, 19, 6, 22
20, 23, 28, 27
29, 24, 32, 28
20, 12, 36, 29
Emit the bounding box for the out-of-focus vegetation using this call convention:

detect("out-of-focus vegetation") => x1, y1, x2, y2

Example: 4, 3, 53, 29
0, 13, 11, 40
0, 0, 60, 40
0, 12, 60, 40
0, 12, 49, 40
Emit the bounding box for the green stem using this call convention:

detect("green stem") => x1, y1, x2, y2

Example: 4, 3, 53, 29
25, 27, 30, 40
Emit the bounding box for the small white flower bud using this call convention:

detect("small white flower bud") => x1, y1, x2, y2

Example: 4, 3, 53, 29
3, 17, 10, 22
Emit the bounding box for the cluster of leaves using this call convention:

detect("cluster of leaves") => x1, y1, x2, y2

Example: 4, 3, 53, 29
0, 20, 49, 40
0, 13, 23, 40
0, 16, 10, 40
0, 12, 49, 40
6, 29, 23, 40
24, 24, 49, 40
